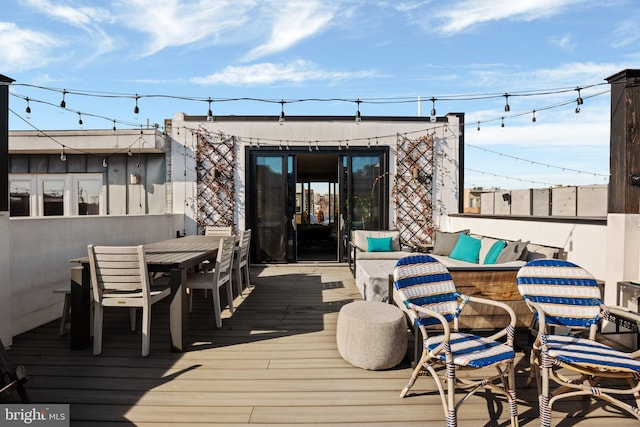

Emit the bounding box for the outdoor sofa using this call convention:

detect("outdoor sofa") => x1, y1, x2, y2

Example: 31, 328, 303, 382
351, 229, 566, 329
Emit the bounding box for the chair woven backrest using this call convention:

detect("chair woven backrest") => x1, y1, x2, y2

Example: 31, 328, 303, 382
87, 245, 150, 302
516, 259, 602, 328
393, 254, 460, 327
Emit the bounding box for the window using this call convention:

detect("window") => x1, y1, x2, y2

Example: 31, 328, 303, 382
74, 177, 102, 215
10, 173, 104, 217
41, 178, 65, 216
9, 177, 33, 216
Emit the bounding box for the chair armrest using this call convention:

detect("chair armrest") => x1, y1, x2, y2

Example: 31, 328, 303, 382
462, 294, 517, 343
407, 302, 452, 355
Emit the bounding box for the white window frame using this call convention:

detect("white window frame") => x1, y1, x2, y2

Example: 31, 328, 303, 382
37, 174, 69, 216
8, 174, 36, 217
72, 174, 105, 216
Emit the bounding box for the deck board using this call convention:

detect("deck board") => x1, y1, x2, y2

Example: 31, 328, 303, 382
4, 264, 640, 425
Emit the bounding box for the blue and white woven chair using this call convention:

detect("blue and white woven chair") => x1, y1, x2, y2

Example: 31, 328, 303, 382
517, 259, 640, 426
393, 254, 519, 427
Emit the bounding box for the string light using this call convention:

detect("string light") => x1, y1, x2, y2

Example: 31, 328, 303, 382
112, 120, 116, 131
60, 89, 67, 108
78, 112, 83, 126
102, 158, 108, 168
355, 99, 362, 124
207, 98, 214, 122
504, 93, 510, 112
60, 146, 66, 162
477, 121, 480, 131
575, 87, 583, 113
133, 94, 139, 114
430, 97, 437, 123
278, 100, 285, 125
25, 97, 31, 117
532, 109, 536, 123
501, 116, 505, 128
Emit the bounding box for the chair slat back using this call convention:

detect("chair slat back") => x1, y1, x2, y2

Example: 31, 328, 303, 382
393, 254, 460, 327
205, 226, 233, 236
88, 245, 150, 302
239, 229, 251, 264
215, 236, 236, 284
516, 259, 602, 328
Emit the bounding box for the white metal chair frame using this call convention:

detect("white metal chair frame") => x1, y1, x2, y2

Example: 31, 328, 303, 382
233, 229, 252, 297
88, 245, 171, 357
186, 236, 236, 328
393, 254, 519, 427
517, 259, 640, 426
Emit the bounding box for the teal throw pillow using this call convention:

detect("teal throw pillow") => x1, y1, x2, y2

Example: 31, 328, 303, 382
367, 236, 393, 252
449, 233, 482, 263
483, 240, 506, 264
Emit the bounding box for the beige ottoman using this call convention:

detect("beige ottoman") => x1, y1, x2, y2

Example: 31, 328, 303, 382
336, 301, 408, 370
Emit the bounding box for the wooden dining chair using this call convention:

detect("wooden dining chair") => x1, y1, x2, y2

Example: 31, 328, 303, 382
186, 236, 236, 328
88, 245, 171, 357
233, 229, 252, 297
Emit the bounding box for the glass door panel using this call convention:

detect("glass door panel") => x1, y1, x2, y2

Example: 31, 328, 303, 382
252, 155, 287, 263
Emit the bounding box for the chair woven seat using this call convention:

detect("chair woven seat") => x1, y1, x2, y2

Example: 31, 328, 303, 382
544, 335, 640, 373
426, 332, 515, 368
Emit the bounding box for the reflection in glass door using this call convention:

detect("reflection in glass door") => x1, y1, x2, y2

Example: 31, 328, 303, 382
251, 155, 288, 263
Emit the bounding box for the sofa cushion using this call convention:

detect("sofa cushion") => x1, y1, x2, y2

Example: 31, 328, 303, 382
433, 229, 469, 256
496, 239, 529, 263
483, 240, 506, 264
449, 234, 482, 264
367, 236, 393, 252
353, 230, 401, 252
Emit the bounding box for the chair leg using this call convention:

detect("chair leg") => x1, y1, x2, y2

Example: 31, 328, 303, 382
212, 286, 223, 328
507, 363, 520, 427
93, 304, 103, 356
243, 264, 251, 289
129, 307, 136, 331
59, 292, 71, 336
141, 306, 151, 357
235, 265, 243, 298
226, 281, 234, 314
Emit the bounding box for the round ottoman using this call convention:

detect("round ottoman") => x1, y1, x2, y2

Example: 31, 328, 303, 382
336, 301, 408, 370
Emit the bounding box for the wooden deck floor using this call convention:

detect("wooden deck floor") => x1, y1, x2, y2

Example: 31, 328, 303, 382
4, 264, 640, 426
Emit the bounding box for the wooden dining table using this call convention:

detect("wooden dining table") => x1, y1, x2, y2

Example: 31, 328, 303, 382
69, 235, 224, 352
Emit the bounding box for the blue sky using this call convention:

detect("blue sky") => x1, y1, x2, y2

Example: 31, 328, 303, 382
2, 0, 638, 189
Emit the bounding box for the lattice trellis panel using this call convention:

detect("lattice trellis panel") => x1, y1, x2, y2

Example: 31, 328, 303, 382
393, 133, 436, 249
195, 130, 236, 230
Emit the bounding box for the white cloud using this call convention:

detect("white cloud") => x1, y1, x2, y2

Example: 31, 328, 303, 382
0, 22, 62, 72
21, 0, 114, 60
433, 0, 589, 34
112, 0, 256, 57
548, 33, 575, 51
22, 0, 111, 27
243, 1, 338, 61
611, 11, 640, 48
190, 60, 375, 85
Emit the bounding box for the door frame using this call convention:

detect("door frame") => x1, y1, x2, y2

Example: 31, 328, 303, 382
246, 146, 390, 263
